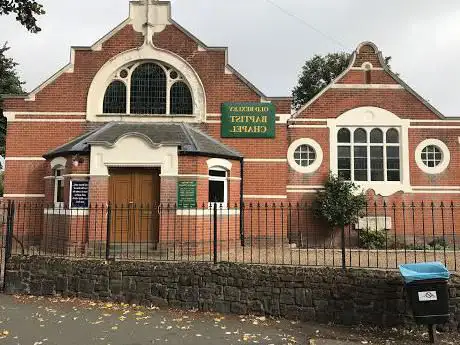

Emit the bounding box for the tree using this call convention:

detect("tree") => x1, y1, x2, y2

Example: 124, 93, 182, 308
0, 43, 25, 154
314, 173, 367, 230
0, 0, 45, 33
292, 52, 350, 111
292, 53, 393, 110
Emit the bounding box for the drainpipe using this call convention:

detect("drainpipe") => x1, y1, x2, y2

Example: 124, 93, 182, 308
239, 157, 245, 246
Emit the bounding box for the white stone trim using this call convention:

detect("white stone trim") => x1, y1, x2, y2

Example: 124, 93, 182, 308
43, 209, 89, 216
244, 159, 287, 163
287, 185, 324, 189
86, 44, 206, 122
331, 84, 404, 89
412, 190, 460, 194
176, 209, 240, 216
243, 195, 287, 199
4, 194, 45, 198
287, 190, 321, 194
6, 157, 46, 161
288, 125, 328, 128
289, 118, 328, 122
415, 139, 451, 175
412, 186, 460, 190
410, 119, 460, 123
8, 119, 87, 123
287, 138, 323, 174
207, 158, 232, 171
410, 126, 460, 129
90, 135, 179, 176
8, 112, 86, 116
50, 157, 67, 169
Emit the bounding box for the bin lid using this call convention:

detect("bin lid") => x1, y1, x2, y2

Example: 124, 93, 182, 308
399, 262, 450, 284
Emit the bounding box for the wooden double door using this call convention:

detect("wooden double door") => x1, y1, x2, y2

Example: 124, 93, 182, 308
109, 168, 160, 244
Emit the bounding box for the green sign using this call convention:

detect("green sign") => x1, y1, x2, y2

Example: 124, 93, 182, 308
221, 102, 276, 138
177, 181, 197, 209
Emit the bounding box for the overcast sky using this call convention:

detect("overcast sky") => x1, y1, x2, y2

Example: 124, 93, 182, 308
1, 0, 460, 115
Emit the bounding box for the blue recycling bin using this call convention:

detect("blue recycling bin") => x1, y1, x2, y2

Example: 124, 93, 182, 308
399, 262, 450, 325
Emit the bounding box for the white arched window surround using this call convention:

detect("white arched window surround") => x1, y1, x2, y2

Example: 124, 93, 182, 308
328, 106, 411, 196
103, 61, 194, 115
87, 45, 206, 122
415, 139, 451, 175
287, 138, 323, 174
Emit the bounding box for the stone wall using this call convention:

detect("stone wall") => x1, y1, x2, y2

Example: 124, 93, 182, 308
4, 256, 460, 330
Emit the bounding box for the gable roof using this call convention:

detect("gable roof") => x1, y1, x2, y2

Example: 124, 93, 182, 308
2, 1, 290, 103
291, 41, 445, 120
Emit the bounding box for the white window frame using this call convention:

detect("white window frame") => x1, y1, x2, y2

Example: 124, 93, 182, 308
54, 167, 65, 208
415, 139, 450, 175
337, 127, 401, 182
208, 167, 228, 208
287, 138, 323, 174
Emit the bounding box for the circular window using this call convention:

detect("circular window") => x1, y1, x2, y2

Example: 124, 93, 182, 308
119, 69, 129, 79
415, 139, 450, 174
294, 145, 316, 167
421, 145, 442, 168
287, 138, 323, 174
170, 70, 179, 80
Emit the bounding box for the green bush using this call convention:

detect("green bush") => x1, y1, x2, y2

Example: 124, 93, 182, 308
358, 229, 386, 249
314, 173, 367, 229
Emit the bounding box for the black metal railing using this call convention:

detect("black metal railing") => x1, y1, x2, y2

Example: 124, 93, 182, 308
1, 201, 460, 271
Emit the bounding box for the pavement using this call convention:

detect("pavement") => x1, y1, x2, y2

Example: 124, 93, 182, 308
0, 294, 457, 345
0, 294, 363, 345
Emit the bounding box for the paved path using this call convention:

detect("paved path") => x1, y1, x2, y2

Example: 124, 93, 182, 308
0, 295, 456, 345
0, 295, 361, 345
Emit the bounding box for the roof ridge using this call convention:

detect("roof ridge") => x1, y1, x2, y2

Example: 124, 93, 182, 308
181, 123, 200, 151
186, 125, 242, 157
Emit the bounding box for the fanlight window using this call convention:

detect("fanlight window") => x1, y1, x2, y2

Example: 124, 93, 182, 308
102, 62, 193, 115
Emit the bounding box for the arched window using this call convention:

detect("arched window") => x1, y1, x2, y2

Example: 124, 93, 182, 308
130, 63, 167, 114
170, 82, 193, 115
103, 81, 126, 114
101, 61, 194, 115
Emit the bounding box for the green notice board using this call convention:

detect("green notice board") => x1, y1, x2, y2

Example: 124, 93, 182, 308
221, 102, 276, 138
177, 181, 197, 209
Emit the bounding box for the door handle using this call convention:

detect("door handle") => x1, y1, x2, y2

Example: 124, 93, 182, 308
157, 205, 161, 215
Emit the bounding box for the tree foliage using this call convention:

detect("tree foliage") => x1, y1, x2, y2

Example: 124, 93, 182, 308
292, 53, 393, 110
0, 0, 45, 33
0, 43, 25, 154
292, 52, 350, 111
313, 173, 367, 229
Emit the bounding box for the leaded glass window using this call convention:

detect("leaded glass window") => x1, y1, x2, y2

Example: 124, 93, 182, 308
170, 82, 193, 115
130, 63, 167, 114
102, 61, 194, 115
103, 81, 127, 114
337, 127, 400, 182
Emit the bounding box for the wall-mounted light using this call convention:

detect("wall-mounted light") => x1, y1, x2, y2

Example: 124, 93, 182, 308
72, 155, 84, 167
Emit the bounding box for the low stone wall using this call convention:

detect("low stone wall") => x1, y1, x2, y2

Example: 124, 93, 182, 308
4, 256, 460, 330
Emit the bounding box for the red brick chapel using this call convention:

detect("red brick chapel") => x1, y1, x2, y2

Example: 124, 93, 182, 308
2, 1, 459, 252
